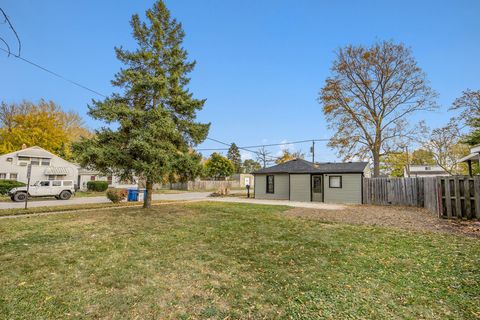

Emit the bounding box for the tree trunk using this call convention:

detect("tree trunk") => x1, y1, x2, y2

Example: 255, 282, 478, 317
143, 179, 153, 209
373, 151, 381, 177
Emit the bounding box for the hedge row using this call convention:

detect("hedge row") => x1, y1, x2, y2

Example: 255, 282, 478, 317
0, 180, 26, 195
86, 181, 109, 192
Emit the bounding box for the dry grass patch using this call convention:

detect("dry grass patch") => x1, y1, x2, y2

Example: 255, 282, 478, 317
285, 204, 480, 238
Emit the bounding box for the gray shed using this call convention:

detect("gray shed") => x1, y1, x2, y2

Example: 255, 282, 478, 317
253, 159, 369, 204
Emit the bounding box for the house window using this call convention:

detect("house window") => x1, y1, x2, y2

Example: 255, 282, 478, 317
425, 166, 431, 170
30, 158, 40, 166
329, 176, 342, 188
0, 173, 6, 179
48, 175, 56, 180
107, 176, 113, 185
18, 156, 29, 161
312, 176, 322, 193
9, 173, 18, 180
266, 175, 274, 193
6, 157, 13, 162
41, 159, 51, 166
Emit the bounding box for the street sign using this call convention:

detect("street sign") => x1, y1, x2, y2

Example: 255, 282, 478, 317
25, 164, 32, 209
26, 164, 32, 179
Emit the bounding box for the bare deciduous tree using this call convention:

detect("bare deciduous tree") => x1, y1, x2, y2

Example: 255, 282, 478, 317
423, 119, 469, 175
256, 146, 273, 168
450, 89, 480, 145
318, 41, 437, 176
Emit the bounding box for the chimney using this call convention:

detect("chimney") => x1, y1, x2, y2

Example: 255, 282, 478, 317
21, 143, 27, 150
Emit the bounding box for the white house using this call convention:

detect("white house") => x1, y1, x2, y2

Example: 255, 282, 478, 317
458, 144, 480, 176
78, 168, 138, 191
404, 164, 449, 177
0, 145, 138, 191
0, 146, 78, 184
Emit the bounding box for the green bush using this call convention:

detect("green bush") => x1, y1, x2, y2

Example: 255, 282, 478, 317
0, 180, 26, 195
86, 181, 109, 192
106, 189, 128, 203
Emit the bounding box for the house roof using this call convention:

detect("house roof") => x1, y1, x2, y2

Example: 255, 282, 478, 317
0, 146, 55, 159
253, 158, 369, 174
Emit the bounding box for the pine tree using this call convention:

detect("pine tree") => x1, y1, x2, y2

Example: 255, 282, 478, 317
227, 143, 241, 173
73, 1, 209, 208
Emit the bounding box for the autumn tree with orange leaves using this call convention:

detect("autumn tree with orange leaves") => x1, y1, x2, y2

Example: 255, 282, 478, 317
319, 41, 437, 176
0, 100, 91, 158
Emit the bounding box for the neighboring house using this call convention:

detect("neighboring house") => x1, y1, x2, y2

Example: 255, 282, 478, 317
231, 173, 254, 188
253, 158, 370, 204
404, 165, 449, 177
78, 169, 139, 191
0, 146, 78, 184
458, 144, 480, 176
0, 146, 138, 191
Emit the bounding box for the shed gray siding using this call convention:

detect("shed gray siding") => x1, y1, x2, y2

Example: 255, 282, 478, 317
323, 173, 363, 204
289, 174, 310, 202
254, 174, 289, 200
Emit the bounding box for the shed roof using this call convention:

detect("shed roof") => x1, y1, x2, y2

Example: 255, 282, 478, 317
253, 158, 369, 174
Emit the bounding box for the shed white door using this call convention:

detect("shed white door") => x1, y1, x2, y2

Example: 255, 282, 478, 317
289, 174, 311, 202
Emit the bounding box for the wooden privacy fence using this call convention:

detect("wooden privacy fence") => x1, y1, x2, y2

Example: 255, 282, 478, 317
363, 176, 480, 220
438, 176, 480, 219
156, 180, 240, 191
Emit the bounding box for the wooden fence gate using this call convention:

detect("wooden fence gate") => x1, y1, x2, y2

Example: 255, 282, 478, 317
363, 176, 480, 220
438, 176, 480, 219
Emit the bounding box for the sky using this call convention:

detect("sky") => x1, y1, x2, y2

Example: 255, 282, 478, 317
1, 0, 480, 162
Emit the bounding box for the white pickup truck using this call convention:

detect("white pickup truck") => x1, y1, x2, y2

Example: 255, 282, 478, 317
8, 180, 75, 202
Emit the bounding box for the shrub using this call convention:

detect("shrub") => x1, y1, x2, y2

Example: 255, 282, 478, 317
0, 180, 26, 195
86, 181, 109, 192
106, 188, 128, 203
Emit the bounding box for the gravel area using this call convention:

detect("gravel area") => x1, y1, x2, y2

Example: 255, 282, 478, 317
284, 204, 480, 238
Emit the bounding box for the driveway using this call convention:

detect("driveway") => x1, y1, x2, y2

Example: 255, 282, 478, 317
210, 197, 346, 210
0, 191, 346, 211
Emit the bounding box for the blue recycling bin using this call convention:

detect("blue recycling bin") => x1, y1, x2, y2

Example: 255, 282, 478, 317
127, 189, 139, 202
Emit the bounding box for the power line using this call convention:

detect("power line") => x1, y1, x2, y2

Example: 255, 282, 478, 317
205, 137, 278, 161
0, 47, 107, 98
198, 138, 330, 151
0, 7, 21, 57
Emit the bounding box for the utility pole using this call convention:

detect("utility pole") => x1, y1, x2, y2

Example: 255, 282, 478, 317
311, 140, 315, 163
405, 145, 410, 177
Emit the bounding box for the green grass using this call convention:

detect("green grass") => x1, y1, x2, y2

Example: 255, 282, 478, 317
0, 202, 478, 319
0, 200, 174, 217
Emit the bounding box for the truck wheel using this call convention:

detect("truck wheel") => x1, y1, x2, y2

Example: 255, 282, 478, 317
58, 191, 72, 200
13, 192, 27, 202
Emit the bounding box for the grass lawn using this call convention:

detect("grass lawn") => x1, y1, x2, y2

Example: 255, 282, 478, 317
0, 202, 478, 319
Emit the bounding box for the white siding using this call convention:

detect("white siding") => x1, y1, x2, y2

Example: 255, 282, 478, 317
289, 174, 310, 202
0, 147, 78, 184
323, 173, 362, 204
254, 174, 289, 200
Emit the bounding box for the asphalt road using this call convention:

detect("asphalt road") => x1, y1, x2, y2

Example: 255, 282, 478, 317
0, 191, 215, 210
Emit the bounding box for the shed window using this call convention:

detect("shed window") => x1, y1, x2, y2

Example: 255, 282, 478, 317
329, 176, 342, 188
266, 175, 274, 193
